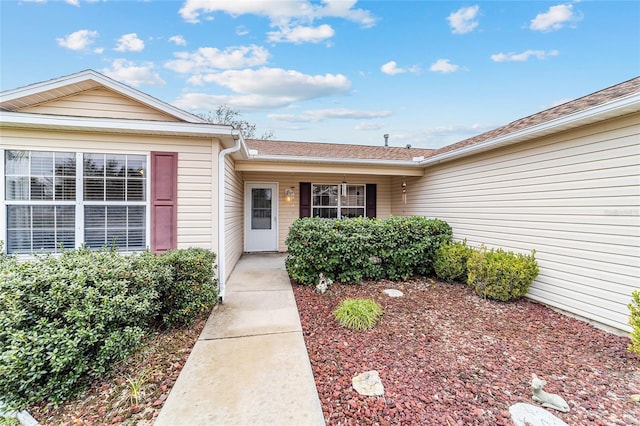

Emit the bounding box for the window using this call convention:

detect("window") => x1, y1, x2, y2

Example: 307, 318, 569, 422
311, 183, 365, 218
3, 150, 147, 254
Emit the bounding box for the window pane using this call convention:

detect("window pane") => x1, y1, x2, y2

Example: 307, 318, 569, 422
7, 206, 30, 228
106, 179, 125, 201
55, 177, 76, 200
341, 208, 365, 218
31, 177, 54, 200
107, 206, 126, 227
128, 206, 145, 227
33, 230, 56, 251
5, 150, 29, 175
84, 178, 105, 200
57, 230, 75, 250
32, 206, 54, 228
55, 153, 76, 177
313, 185, 338, 207
85, 206, 105, 228
313, 207, 338, 218
127, 179, 145, 201
7, 230, 31, 254
84, 154, 104, 177
106, 155, 126, 177
127, 156, 146, 178
107, 229, 126, 248
30, 152, 53, 176
251, 188, 272, 230
85, 229, 106, 249
128, 229, 145, 249
5, 176, 29, 200
57, 206, 75, 228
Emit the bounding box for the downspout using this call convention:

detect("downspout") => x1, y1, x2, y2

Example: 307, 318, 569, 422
217, 129, 244, 302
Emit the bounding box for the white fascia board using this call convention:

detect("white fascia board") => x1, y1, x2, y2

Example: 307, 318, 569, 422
0, 111, 233, 137
0, 70, 205, 124
249, 154, 423, 168
420, 92, 640, 166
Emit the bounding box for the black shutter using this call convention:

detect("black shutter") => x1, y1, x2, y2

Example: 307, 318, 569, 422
366, 184, 377, 218
299, 182, 311, 217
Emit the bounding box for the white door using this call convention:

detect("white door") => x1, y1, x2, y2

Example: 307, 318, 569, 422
244, 183, 278, 252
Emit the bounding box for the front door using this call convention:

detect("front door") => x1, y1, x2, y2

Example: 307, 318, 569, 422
244, 183, 278, 252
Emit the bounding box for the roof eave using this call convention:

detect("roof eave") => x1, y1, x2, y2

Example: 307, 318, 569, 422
421, 92, 640, 166
247, 153, 424, 167
0, 111, 241, 145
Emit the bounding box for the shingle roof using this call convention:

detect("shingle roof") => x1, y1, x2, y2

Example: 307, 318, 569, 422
246, 76, 639, 162
245, 139, 434, 161
433, 76, 640, 156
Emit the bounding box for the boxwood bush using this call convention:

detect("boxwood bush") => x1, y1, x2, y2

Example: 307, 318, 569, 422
466, 245, 539, 301
434, 239, 475, 283
0, 246, 217, 410
285, 216, 451, 285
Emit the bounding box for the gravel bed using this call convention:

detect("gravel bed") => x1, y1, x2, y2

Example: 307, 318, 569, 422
293, 278, 640, 425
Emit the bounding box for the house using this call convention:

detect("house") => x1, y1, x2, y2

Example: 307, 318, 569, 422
1, 70, 638, 333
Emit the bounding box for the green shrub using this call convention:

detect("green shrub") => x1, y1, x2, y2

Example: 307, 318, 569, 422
629, 290, 640, 356
434, 239, 475, 283
158, 247, 218, 327
285, 216, 451, 285
466, 245, 539, 301
333, 298, 383, 331
0, 248, 165, 409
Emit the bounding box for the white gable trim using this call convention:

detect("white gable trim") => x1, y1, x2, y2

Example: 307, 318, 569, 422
0, 69, 205, 123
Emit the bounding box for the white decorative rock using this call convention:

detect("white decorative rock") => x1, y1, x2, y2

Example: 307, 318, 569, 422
509, 403, 568, 426
383, 289, 403, 298
352, 370, 384, 396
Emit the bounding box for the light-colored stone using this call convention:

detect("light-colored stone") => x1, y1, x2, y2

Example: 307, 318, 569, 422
383, 289, 403, 298
352, 370, 384, 396
509, 402, 569, 426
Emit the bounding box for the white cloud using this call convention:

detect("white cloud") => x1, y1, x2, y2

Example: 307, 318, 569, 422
447, 5, 480, 34
174, 67, 351, 110
56, 29, 98, 51
102, 59, 166, 87
530, 3, 581, 32
179, 0, 376, 27
165, 45, 269, 74
380, 61, 420, 76
65, 0, 80, 6
169, 35, 187, 46
429, 59, 461, 73
115, 33, 145, 52
267, 24, 335, 44
354, 121, 383, 131
491, 49, 559, 62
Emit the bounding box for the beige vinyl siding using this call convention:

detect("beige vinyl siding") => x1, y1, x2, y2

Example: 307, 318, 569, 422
241, 172, 394, 251
393, 113, 640, 333
1, 128, 217, 251
224, 155, 244, 278
18, 88, 181, 121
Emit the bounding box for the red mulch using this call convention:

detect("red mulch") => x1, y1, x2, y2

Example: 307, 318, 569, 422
293, 278, 640, 425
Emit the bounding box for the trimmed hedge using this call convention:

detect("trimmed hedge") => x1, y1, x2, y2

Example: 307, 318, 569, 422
466, 245, 539, 301
0, 246, 217, 409
434, 239, 475, 283
285, 216, 452, 285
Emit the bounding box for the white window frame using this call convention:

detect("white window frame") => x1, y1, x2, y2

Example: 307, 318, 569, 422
311, 183, 366, 219
1, 148, 150, 255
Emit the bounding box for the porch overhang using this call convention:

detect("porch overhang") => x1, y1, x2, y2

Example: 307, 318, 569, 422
235, 158, 424, 177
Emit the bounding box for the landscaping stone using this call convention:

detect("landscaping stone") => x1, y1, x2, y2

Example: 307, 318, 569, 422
352, 370, 384, 396
383, 289, 403, 297
509, 402, 568, 426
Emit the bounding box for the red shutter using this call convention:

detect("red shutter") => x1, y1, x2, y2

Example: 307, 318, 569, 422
299, 182, 311, 217
366, 184, 377, 218
151, 152, 178, 253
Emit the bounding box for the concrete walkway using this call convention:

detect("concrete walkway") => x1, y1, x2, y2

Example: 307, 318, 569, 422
155, 253, 325, 426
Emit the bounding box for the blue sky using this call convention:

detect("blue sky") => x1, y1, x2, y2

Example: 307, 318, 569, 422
1, 0, 638, 148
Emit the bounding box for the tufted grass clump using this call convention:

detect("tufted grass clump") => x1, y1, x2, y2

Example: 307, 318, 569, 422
629, 290, 640, 356
333, 298, 383, 331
